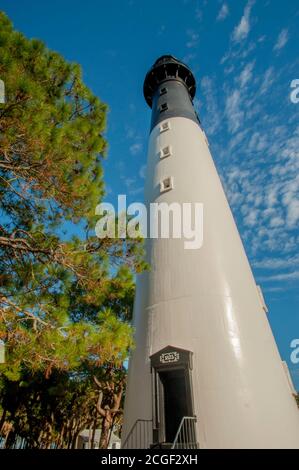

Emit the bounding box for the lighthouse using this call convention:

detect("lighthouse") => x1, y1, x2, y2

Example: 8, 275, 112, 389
122, 55, 299, 449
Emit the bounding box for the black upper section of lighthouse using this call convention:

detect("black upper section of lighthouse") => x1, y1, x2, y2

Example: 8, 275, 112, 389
143, 55, 199, 131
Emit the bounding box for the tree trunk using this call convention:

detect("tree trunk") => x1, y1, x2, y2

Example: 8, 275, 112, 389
0, 409, 6, 434
91, 416, 98, 449
4, 428, 15, 449
99, 412, 113, 449
71, 428, 80, 449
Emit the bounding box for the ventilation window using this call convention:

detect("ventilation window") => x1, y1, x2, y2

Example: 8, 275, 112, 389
159, 121, 171, 133
160, 176, 174, 193
160, 145, 172, 159
159, 103, 168, 112
159, 87, 168, 96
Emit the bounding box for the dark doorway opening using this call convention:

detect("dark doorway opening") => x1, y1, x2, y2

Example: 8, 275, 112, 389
159, 368, 189, 442
150, 346, 195, 446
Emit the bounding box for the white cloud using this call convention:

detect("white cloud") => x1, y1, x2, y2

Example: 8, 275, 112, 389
286, 199, 299, 228
225, 89, 244, 133
259, 67, 275, 95
217, 3, 229, 21
183, 52, 196, 64
123, 177, 143, 196
186, 29, 199, 49
232, 0, 254, 43
201, 44, 298, 274
125, 126, 136, 139
221, 122, 299, 259
128, 186, 143, 196
224, 64, 235, 75
253, 255, 299, 270
157, 25, 166, 36
244, 208, 259, 226
195, 7, 203, 21
258, 271, 299, 282
273, 28, 289, 52
221, 40, 257, 65
238, 61, 255, 88
104, 185, 113, 196
266, 187, 278, 208
258, 35, 266, 43
262, 286, 285, 292
200, 76, 221, 135
124, 177, 135, 189
139, 164, 146, 179
269, 216, 284, 227
129, 142, 142, 156
248, 131, 268, 152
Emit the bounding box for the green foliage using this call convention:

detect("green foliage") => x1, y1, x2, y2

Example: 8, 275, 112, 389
0, 12, 146, 447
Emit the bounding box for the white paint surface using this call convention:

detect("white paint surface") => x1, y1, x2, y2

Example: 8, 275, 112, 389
122, 117, 299, 449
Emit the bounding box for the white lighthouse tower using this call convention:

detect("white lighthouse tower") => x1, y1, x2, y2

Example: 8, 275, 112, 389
122, 55, 299, 449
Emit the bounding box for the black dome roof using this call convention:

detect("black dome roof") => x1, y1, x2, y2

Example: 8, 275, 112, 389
143, 55, 196, 107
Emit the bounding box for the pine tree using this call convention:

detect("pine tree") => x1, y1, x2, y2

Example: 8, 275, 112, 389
0, 12, 146, 447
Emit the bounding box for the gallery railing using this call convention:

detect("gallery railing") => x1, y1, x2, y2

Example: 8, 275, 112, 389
121, 419, 153, 449
171, 416, 198, 449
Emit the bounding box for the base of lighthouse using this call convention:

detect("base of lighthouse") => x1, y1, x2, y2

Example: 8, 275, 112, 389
121, 56, 299, 449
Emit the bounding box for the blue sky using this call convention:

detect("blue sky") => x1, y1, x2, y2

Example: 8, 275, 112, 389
1, 0, 299, 389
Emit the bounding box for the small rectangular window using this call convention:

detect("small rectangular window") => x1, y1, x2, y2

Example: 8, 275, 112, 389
159, 103, 168, 112
159, 87, 167, 96
160, 176, 174, 193
159, 121, 171, 133
160, 145, 172, 159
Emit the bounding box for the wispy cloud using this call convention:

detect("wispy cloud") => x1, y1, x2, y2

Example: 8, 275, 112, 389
125, 126, 136, 139
286, 198, 299, 228
157, 25, 166, 36
217, 3, 229, 21
200, 76, 221, 135
257, 271, 299, 282
186, 29, 199, 49
124, 177, 135, 189
139, 164, 146, 179
273, 28, 289, 52
195, 6, 203, 21
219, 109, 299, 263
238, 61, 255, 88
262, 286, 285, 292
183, 52, 196, 64
123, 177, 143, 195
232, 0, 254, 43
129, 142, 143, 156
128, 186, 143, 196
259, 67, 275, 95
225, 89, 244, 133
253, 255, 299, 270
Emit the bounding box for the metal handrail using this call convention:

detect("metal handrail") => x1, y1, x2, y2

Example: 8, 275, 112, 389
122, 419, 152, 449
171, 416, 198, 449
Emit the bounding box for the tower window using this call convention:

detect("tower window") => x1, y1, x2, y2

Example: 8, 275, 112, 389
159, 121, 171, 133
159, 87, 168, 96
159, 103, 168, 112
160, 145, 172, 159
160, 176, 174, 193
